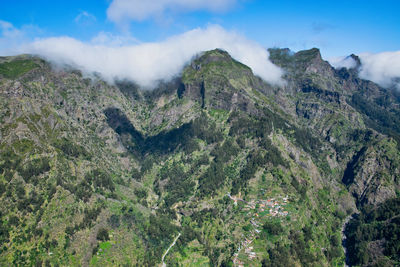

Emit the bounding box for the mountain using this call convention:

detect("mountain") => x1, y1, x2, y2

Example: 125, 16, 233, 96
0, 49, 399, 266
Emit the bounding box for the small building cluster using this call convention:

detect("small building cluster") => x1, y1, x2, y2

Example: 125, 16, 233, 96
228, 194, 291, 266
242, 196, 290, 218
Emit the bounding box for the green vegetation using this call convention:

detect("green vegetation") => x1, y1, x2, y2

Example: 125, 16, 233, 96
345, 197, 400, 266
351, 92, 400, 148
17, 157, 51, 183
97, 228, 110, 241
53, 137, 91, 159
0, 59, 39, 79
160, 161, 195, 207
0, 48, 399, 266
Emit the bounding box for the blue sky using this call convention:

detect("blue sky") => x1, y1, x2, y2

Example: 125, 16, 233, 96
1, 0, 399, 57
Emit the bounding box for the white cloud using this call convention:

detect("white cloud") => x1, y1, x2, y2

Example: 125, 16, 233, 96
19, 25, 283, 88
0, 20, 23, 39
328, 56, 357, 69
74, 11, 97, 24
0, 20, 43, 55
328, 51, 400, 89
358, 51, 400, 88
107, 0, 237, 23
91, 31, 139, 47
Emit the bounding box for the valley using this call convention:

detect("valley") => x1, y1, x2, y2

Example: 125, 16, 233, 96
0, 48, 399, 266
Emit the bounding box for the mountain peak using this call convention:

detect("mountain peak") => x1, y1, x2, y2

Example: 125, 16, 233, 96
183, 49, 252, 83
294, 47, 322, 61
349, 54, 362, 68
189, 49, 251, 72
269, 47, 323, 67
197, 49, 232, 63
269, 47, 333, 78
179, 49, 259, 111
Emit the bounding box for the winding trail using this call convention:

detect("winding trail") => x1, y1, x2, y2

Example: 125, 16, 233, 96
162, 233, 181, 267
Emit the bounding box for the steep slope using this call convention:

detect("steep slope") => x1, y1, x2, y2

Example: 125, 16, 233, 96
344, 197, 400, 266
269, 48, 400, 266
269, 48, 400, 206
0, 49, 399, 266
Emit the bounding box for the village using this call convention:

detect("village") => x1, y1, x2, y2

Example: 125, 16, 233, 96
227, 193, 289, 267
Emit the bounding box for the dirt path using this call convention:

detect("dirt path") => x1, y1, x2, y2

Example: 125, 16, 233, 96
161, 233, 181, 267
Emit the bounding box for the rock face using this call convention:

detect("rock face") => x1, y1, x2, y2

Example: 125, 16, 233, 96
343, 138, 400, 206
181, 49, 265, 114
269, 47, 400, 205
0, 48, 399, 266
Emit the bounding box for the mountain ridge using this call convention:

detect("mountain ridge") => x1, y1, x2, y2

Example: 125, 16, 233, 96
0, 48, 399, 266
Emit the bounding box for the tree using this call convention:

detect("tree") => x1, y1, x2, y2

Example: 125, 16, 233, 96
97, 228, 109, 241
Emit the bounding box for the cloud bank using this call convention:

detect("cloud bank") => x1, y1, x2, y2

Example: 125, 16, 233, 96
107, 0, 237, 23
328, 51, 400, 89
20, 25, 283, 88
328, 56, 357, 69
359, 51, 400, 89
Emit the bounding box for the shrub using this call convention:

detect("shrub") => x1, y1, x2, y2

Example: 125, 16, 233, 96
97, 228, 109, 241
17, 157, 50, 183
263, 220, 284, 235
